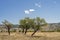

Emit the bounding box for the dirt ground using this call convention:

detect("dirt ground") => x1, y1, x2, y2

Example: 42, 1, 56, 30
0, 32, 60, 40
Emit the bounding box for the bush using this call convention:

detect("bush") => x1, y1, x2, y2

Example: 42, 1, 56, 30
41, 31, 55, 32
57, 29, 60, 32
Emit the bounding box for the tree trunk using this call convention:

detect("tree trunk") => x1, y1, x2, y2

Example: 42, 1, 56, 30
25, 28, 27, 34
22, 28, 24, 33
31, 28, 39, 36
8, 27, 10, 35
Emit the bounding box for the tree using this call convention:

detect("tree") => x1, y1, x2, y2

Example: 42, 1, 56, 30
24, 17, 36, 34
31, 17, 47, 36
2, 20, 13, 35
19, 17, 31, 34
19, 17, 35, 34
19, 17, 47, 36
19, 19, 26, 33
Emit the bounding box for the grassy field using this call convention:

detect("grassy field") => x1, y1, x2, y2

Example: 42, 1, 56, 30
0, 32, 60, 40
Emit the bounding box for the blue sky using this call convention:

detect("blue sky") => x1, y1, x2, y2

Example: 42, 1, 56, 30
0, 0, 60, 24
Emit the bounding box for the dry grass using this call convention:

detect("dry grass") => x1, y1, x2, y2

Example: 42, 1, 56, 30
0, 32, 60, 40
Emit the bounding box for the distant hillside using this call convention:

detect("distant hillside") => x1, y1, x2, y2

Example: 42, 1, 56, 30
0, 23, 60, 31
0, 24, 19, 28
41, 23, 60, 31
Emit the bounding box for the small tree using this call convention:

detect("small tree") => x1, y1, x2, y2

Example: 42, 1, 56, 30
31, 17, 47, 36
19, 17, 31, 34
19, 17, 35, 34
2, 20, 13, 35
19, 19, 26, 33
19, 17, 47, 36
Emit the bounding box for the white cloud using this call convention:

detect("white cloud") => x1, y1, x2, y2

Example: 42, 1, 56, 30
24, 9, 35, 14
35, 3, 41, 8
29, 9, 35, 12
24, 10, 29, 14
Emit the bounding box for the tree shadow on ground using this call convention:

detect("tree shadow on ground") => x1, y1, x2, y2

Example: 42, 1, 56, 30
31, 36, 43, 38
26, 35, 43, 38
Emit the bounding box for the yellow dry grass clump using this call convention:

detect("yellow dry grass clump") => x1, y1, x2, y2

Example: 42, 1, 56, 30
0, 32, 60, 40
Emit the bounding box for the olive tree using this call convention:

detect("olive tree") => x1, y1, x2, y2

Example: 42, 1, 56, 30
19, 17, 35, 34
19, 17, 47, 36
2, 20, 13, 35
31, 17, 47, 36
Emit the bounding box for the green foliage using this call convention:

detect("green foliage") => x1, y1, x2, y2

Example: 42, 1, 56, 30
2, 20, 13, 35
56, 29, 60, 32
19, 17, 47, 36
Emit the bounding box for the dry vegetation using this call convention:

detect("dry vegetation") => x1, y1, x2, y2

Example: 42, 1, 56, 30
0, 32, 60, 40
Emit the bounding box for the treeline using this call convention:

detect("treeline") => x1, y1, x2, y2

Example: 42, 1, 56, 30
1, 17, 47, 36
